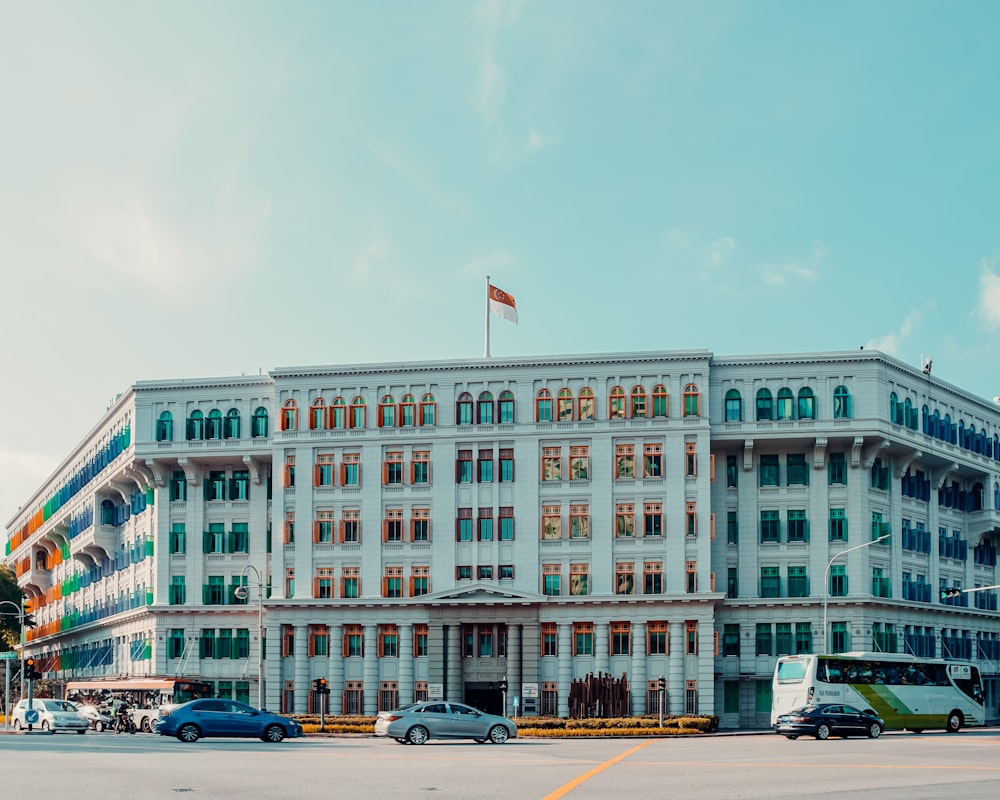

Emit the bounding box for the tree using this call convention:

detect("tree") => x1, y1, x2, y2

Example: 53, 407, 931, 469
0, 566, 29, 650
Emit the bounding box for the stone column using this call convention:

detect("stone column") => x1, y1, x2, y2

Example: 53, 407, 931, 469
630, 621, 647, 715
557, 622, 573, 718
398, 623, 414, 705
668, 621, 685, 715
329, 623, 343, 714
363, 623, 379, 714
264, 621, 282, 711
594, 621, 610, 676
447, 625, 463, 701
294, 624, 309, 713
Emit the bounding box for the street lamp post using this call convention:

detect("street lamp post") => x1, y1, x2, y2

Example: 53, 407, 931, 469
822, 534, 891, 654
0, 598, 26, 730
234, 565, 265, 710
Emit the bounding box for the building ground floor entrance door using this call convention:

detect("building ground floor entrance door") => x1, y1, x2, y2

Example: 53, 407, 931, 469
464, 682, 504, 716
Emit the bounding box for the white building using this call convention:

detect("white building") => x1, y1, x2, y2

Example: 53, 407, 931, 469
6, 349, 1000, 727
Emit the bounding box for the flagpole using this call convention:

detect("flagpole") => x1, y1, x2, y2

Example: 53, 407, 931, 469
484, 275, 491, 359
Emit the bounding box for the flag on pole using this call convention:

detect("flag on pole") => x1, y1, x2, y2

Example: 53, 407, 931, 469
488, 284, 518, 324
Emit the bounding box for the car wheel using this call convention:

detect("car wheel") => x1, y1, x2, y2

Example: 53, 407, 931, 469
867, 723, 883, 739
151, 719, 159, 733
815, 723, 831, 740
177, 723, 201, 743
406, 725, 429, 745
95, 721, 105, 732
77, 729, 87, 735
946, 712, 962, 733
41, 720, 50, 732
142, 718, 152, 733
784, 735, 798, 740
488, 725, 509, 744
263, 724, 286, 743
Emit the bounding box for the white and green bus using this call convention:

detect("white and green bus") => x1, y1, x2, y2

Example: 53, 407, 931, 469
771, 652, 984, 733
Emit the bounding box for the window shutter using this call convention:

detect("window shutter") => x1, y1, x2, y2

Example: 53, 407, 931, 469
382, 462, 389, 485
313, 521, 321, 544
312, 578, 320, 600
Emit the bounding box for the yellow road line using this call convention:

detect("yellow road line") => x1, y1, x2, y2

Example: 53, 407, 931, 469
539, 741, 654, 800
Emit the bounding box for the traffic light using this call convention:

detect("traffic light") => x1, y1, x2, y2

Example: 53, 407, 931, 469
25, 658, 42, 680
498, 679, 508, 693
313, 677, 329, 694
941, 587, 964, 600
657, 675, 666, 692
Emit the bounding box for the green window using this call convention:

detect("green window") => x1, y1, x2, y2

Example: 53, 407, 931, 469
760, 510, 780, 543
829, 508, 847, 542
830, 564, 847, 597
787, 509, 808, 542
726, 455, 738, 488
724, 680, 740, 714
786, 454, 808, 486
169, 576, 186, 605
787, 566, 808, 597
203, 523, 225, 554
795, 623, 812, 654
169, 471, 187, 501
871, 458, 890, 491
229, 523, 249, 553
200, 629, 217, 658
760, 566, 780, 598
755, 680, 772, 714
204, 575, 225, 605
722, 624, 740, 656
831, 621, 850, 653
872, 567, 891, 598
755, 623, 772, 656
832, 386, 851, 419
217, 629, 233, 659
726, 567, 738, 599
775, 623, 793, 655
167, 629, 185, 658
169, 523, 186, 554
236, 629, 250, 659
759, 454, 779, 487
828, 452, 846, 484
871, 511, 890, 541
727, 511, 738, 544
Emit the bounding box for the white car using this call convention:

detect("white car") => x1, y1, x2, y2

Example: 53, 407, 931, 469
12, 699, 89, 733
70, 702, 114, 732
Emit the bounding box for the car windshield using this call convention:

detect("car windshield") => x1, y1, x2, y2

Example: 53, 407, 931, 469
46, 701, 76, 712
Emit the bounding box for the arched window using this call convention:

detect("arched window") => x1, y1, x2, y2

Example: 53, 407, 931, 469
378, 395, 396, 427
331, 397, 347, 429
497, 390, 514, 424
609, 386, 626, 419
903, 398, 915, 430
797, 387, 815, 420
206, 409, 223, 439
456, 392, 473, 425
756, 388, 773, 421
776, 388, 794, 420
683, 384, 700, 417
630, 386, 647, 419
310, 398, 327, 430
557, 389, 574, 421
536, 389, 553, 422
225, 408, 241, 439
477, 392, 494, 424
156, 411, 173, 442
419, 393, 437, 426
833, 386, 851, 419
187, 410, 205, 440
251, 407, 268, 438
578, 388, 595, 420
889, 392, 899, 425
651, 385, 668, 418
349, 397, 366, 429
281, 400, 298, 431
724, 389, 742, 422
400, 394, 416, 427
932, 409, 941, 439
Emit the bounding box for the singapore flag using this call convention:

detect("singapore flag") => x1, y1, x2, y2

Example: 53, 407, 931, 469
488, 284, 518, 324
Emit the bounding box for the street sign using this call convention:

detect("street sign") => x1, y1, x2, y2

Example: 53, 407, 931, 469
0, 652, 16, 660
24, 709, 39, 724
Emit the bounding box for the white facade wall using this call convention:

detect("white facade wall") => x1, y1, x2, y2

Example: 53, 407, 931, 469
6, 349, 1000, 728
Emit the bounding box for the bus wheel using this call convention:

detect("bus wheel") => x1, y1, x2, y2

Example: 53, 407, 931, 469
142, 718, 152, 733
946, 712, 963, 733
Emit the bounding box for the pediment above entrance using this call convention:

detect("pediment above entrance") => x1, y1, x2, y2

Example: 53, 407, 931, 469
422, 582, 545, 604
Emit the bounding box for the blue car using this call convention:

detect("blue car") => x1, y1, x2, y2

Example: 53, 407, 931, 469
156, 698, 303, 743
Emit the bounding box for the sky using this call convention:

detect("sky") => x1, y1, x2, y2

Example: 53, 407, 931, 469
2, 0, 1000, 525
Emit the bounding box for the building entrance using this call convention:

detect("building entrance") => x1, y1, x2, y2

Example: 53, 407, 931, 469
464, 682, 504, 716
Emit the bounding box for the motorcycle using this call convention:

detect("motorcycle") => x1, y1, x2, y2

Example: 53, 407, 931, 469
114, 711, 137, 734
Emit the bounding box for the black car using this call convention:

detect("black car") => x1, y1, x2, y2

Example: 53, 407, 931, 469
774, 703, 884, 740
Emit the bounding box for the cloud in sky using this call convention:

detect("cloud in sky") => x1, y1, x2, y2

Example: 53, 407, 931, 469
865, 310, 922, 357
758, 241, 828, 286
473, 0, 522, 126
977, 259, 1000, 329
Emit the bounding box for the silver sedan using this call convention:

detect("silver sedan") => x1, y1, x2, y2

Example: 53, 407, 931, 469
375, 701, 517, 745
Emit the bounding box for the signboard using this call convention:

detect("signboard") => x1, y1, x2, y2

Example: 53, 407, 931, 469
24, 709, 40, 724
0, 652, 17, 660
522, 682, 538, 698
427, 683, 444, 700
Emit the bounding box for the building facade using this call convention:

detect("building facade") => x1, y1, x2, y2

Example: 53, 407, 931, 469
6, 349, 1000, 727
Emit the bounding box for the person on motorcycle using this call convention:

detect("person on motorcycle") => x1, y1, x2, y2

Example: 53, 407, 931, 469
116, 701, 135, 734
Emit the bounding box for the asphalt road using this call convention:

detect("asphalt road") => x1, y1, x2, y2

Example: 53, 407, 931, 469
2, 728, 999, 800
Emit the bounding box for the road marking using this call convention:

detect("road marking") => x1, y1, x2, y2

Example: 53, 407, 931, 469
538, 741, 654, 800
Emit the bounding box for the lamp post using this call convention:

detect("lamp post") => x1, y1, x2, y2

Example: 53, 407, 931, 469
0, 598, 26, 730
822, 534, 891, 654
234, 565, 265, 709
